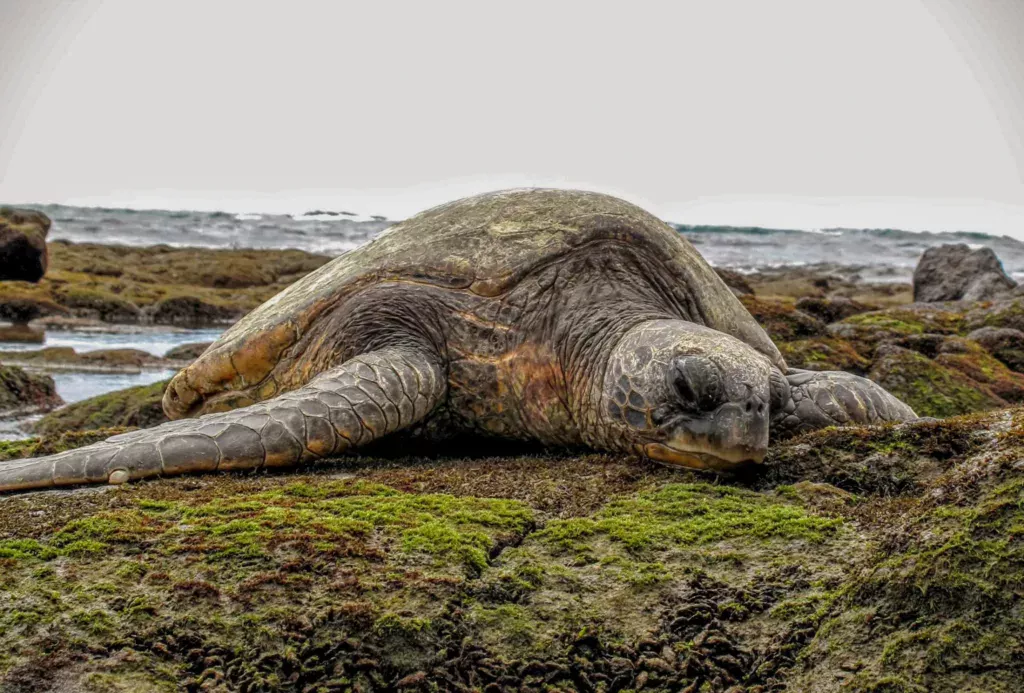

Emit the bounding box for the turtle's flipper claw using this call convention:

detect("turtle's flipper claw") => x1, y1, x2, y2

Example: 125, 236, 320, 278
770, 369, 917, 441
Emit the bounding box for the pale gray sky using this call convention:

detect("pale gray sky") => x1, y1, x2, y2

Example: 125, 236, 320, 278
1, 0, 1024, 234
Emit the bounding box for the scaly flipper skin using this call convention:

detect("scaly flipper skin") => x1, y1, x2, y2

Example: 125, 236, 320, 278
770, 369, 917, 440
0, 347, 445, 493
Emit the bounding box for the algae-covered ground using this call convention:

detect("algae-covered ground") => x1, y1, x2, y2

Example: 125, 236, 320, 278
0, 242, 330, 326
1, 408, 1022, 692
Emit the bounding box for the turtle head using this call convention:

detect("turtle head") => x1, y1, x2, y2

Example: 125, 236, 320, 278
601, 319, 785, 471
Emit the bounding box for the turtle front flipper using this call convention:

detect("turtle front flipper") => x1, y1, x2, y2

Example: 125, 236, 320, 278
0, 347, 446, 493
769, 369, 917, 441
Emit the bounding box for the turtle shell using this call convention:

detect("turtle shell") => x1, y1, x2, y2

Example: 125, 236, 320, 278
197, 189, 784, 392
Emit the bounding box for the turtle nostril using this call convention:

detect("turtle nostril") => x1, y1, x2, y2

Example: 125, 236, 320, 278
745, 401, 753, 413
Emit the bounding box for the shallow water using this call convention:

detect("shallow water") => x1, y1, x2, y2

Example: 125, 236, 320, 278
0, 328, 224, 357
0, 328, 223, 439
52, 369, 180, 405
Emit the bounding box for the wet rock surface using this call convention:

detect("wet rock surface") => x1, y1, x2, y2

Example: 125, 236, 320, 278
0, 364, 63, 417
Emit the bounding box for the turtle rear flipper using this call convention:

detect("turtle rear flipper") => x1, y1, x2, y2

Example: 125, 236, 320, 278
0, 347, 446, 493
770, 369, 917, 441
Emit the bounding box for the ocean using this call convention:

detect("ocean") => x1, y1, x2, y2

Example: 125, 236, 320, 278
36, 203, 1024, 283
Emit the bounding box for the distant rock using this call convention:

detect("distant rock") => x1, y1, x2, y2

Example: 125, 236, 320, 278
0, 324, 44, 343
303, 210, 356, 217
0, 207, 51, 282
913, 243, 1017, 302
146, 296, 241, 328
165, 341, 213, 361
0, 346, 180, 373
795, 296, 870, 324
713, 267, 754, 296
0, 290, 67, 324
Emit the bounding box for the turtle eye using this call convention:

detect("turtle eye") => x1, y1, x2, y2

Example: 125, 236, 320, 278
672, 357, 723, 411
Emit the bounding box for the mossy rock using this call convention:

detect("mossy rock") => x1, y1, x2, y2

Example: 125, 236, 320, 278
0, 242, 332, 328
0, 365, 62, 417
868, 345, 1003, 418
795, 295, 871, 324
740, 295, 828, 342
966, 326, 1024, 375
776, 412, 1024, 692
933, 338, 1024, 404
830, 305, 969, 359
49, 241, 330, 290
0, 282, 67, 323
31, 379, 170, 437
778, 337, 870, 373
3, 408, 1024, 690
966, 296, 1024, 333
145, 295, 242, 327
51, 285, 141, 323
0, 347, 174, 372
0, 428, 135, 462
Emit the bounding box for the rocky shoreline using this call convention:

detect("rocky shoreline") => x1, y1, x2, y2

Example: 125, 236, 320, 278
7, 240, 1024, 434
0, 240, 330, 328
1, 236, 1023, 691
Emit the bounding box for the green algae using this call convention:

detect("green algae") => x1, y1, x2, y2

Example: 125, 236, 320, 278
2, 409, 1023, 690
790, 456, 1024, 692
536, 483, 843, 555
777, 336, 870, 373
869, 347, 1000, 418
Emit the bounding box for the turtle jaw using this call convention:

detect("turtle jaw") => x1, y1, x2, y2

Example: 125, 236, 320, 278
642, 439, 765, 472
640, 401, 770, 471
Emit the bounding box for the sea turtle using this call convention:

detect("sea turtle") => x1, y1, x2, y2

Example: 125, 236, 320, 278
0, 189, 915, 492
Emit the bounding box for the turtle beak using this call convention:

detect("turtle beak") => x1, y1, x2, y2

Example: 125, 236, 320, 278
643, 398, 769, 471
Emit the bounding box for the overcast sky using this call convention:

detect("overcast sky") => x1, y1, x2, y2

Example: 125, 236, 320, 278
1, 0, 1024, 234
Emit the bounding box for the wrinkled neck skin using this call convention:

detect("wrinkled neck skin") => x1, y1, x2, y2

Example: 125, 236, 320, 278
577, 319, 777, 471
